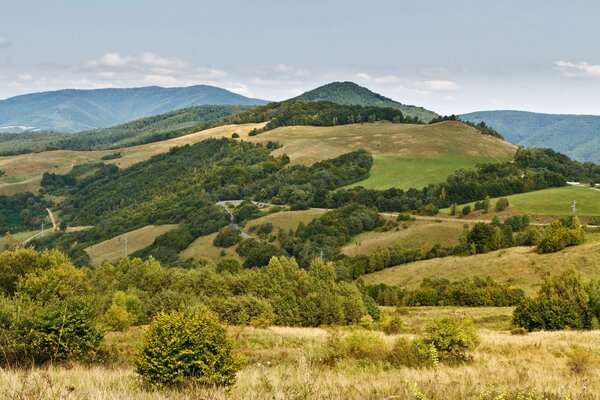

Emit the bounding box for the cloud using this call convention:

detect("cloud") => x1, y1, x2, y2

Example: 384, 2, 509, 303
422, 80, 460, 91
355, 72, 401, 84
0, 37, 10, 48
85, 52, 226, 86
555, 60, 600, 78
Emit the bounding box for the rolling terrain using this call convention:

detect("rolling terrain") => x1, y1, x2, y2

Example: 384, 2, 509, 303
0, 85, 267, 132
0, 123, 265, 195
245, 120, 517, 189
461, 110, 600, 163
363, 233, 600, 295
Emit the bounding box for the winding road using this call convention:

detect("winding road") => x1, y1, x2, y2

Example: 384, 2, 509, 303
22, 208, 58, 244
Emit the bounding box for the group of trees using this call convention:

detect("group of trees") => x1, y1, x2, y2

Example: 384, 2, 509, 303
0, 248, 378, 369
0, 192, 49, 235
228, 100, 410, 132
365, 277, 525, 307
513, 270, 600, 331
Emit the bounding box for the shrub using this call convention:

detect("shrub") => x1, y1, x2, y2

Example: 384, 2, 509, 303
134, 310, 239, 387
423, 315, 480, 361
0, 296, 103, 366
213, 226, 242, 248
103, 291, 136, 331
397, 213, 411, 221
461, 205, 471, 216
381, 311, 403, 335
495, 197, 509, 211
537, 217, 584, 254
344, 329, 386, 360
566, 345, 594, 375
388, 337, 435, 368
216, 258, 242, 274
231, 132, 240, 138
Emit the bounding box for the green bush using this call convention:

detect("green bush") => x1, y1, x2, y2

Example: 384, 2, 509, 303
495, 197, 509, 211
381, 311, 403, 335
0, 296, 103, 366
513, 270, 592, 331
134, 310, 239, 387
388, 337, 435, 368
213, 226, 242, 248
537, 217, 584, 254
423, 315, 480, 361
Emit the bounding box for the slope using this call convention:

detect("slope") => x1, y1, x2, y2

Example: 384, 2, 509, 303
243, 121, 518, 189
0, 105, 252, 154
295, 81, 438, 122
363, 236, 600, 295
460, 110, 600, 163
0, 85, 268, 132
0, 123, 265, 195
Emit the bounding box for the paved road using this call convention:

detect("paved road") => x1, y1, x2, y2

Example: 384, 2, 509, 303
216, 201, 255, 239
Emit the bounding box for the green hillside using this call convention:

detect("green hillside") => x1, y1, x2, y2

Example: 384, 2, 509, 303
0, 105, 251, 154
295, 81, 439, 122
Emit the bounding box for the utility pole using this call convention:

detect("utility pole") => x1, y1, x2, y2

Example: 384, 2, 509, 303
571, 200, 577, 215
41, 222, 44, 237
319, 249, 324, 261
124, 236, 128, 256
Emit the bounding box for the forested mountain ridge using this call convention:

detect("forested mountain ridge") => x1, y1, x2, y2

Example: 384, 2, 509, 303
0, 85, 268, 133
295, 82, 439, 122
460, 110, 600, 163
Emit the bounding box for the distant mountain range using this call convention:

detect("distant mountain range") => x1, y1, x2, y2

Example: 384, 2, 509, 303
461, 110, 600, 163
0, 85, 268, 132
295, 81, 439, 122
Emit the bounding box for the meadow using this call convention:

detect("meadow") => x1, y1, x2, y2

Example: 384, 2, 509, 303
0, 123, 265, 196
363, 233, 600, 295
84, 224, 178, 265
244, 121, 517, 189
1, 307, 598, 399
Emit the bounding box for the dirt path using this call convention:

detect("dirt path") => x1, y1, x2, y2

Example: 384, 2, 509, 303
22, 208, 57, 244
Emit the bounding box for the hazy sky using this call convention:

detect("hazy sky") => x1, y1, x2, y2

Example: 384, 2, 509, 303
1, 0, 599, 115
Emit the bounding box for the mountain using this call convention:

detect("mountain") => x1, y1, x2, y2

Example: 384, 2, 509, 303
460, 110, 600, 163
0, 85, 268, 132
295, 81, 439, 122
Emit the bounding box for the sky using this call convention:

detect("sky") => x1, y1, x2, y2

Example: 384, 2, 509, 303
1, 0, 599, 115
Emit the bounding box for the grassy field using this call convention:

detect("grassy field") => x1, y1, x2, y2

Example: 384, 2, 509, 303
442, 186, 600, 222
1, 308, 598, 399
84, 224, 178, 265
244, 121, 517, 189
180, 232, 243, 263
0, 123, 265, 196
0, 230, 38, 250
342, 219, 463, 256
363, 236, 600, 295
245, 209, 326, 234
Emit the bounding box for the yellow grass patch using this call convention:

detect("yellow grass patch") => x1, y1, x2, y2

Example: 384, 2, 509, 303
84, 224, 177, 265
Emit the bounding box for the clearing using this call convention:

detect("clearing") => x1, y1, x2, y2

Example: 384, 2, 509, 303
84, 224, 178, 265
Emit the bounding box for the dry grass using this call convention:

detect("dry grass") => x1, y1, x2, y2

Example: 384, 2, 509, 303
342, 219, 463, 256
243, 121, 517, 190
245, 209, 326, 234
84, 224, 178, 265
363, 239, 600, 295
1, 316, 599, 399
0, 123, 265, 196
180, 232, 243, 263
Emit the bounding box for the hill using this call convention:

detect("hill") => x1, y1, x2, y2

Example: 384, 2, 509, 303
295, 81, 438, 122
0, 85, 267, 132
243, 121, 517, 189
363, 235, 600, 295
0, 105, 251, 154
460, 110, 600, 163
